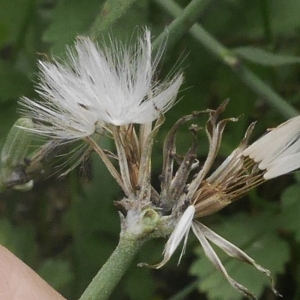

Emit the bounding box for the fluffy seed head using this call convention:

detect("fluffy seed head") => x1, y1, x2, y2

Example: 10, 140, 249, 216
19, 29, 183, 140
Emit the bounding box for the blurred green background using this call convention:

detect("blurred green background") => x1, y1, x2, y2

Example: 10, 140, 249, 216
1, 0, 300, 299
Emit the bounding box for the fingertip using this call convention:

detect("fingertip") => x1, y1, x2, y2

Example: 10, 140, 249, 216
0, 245, 65, 300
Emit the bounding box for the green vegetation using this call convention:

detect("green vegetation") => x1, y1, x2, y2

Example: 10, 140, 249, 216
1, 0, 300, 299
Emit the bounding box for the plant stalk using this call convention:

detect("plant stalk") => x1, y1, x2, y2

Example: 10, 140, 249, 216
154, 0, 298, 119
79, 233, 144, 300
152, 0, 211, 53
89, 0, 139, 40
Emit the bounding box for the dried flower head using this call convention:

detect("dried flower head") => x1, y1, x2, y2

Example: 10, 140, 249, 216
19, 29, 183, 140
142, 101, 300, 299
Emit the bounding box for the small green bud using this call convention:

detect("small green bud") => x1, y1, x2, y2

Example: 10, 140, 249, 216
1, 118, 34, 190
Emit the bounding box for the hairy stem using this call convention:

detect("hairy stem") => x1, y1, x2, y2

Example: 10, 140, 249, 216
79, 207, 162, 300
155, 0, 298, 119
79, 233, 144, 300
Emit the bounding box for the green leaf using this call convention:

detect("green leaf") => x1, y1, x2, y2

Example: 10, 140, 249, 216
89, 0, 139, 39
0, 218, 36, 264
43, 0, 102, 55
0, 59, 32, 103
0, 0, 33, 44
280, 183, 300, 242
0, 22, 8, 48
125, 267, 155, 300
190, 212, 289, 299
234, 47, 300, 66
38, 259, 74, 290
207, 0, 300, 40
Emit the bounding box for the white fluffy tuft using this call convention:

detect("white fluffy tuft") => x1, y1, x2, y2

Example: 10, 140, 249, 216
19, 29, 183, 140
243, 116, 300, 179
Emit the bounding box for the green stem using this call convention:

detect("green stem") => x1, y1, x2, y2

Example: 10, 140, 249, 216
260, 0, 274, 48
79, 233, 144, 300
152, 0, 211, 53
79, 207, 161, 300
89, 0, 139, 40
154, 0, 298, 119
